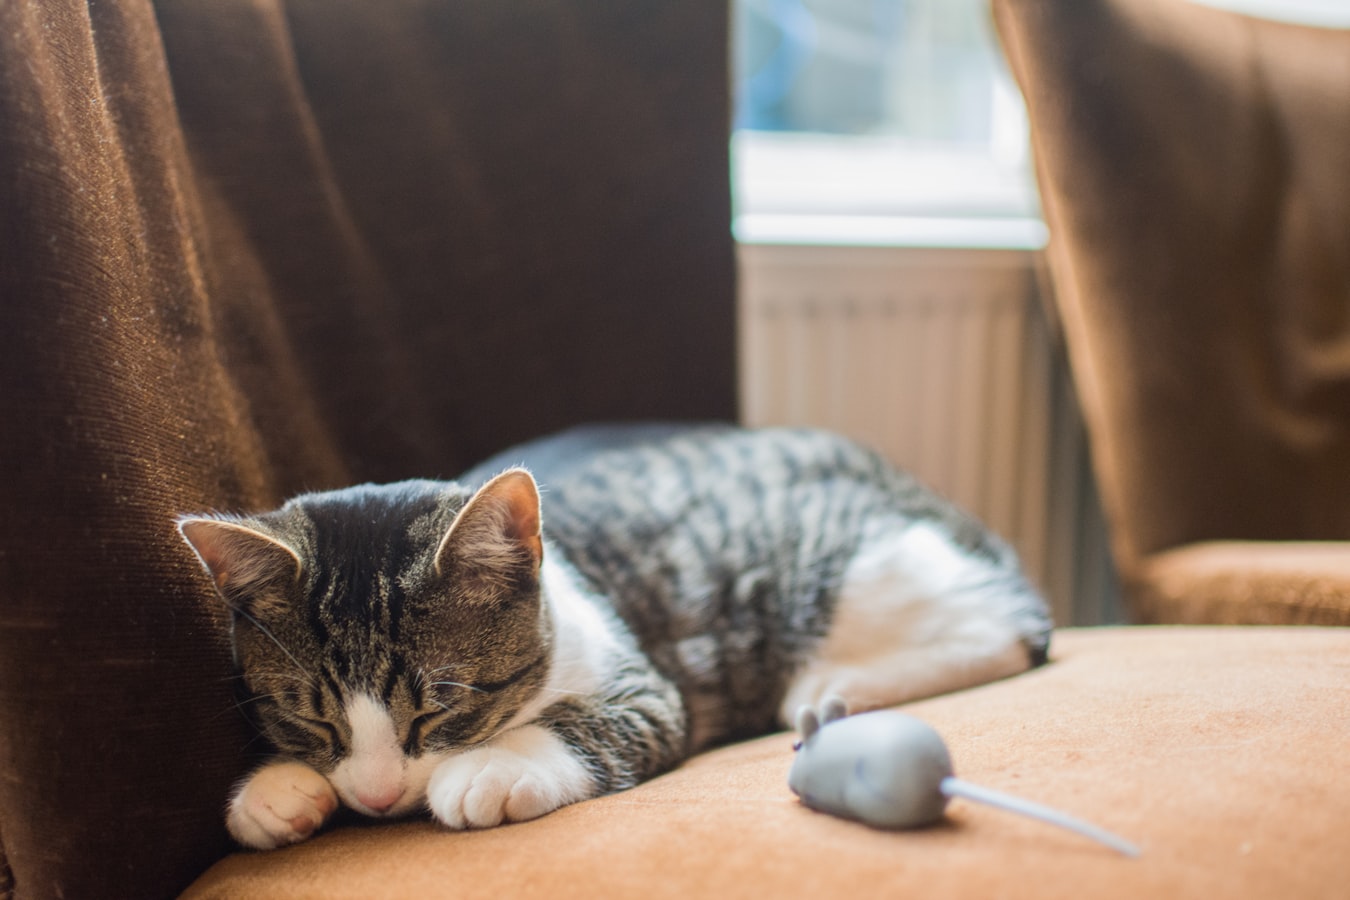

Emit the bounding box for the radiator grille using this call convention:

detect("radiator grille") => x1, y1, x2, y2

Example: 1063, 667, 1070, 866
738, 243, 1121, 625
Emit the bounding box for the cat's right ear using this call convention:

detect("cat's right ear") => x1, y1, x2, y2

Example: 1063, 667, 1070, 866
177, 517, 301, 613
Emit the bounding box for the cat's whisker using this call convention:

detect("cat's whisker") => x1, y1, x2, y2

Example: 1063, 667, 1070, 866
239, 730, 272, 753
428, 680, 487, 694
209, 694, 269, 723
231, 693, 275, 710
535, 686, 588, 697
215, 684, 304, 723
249, 671, 317, 686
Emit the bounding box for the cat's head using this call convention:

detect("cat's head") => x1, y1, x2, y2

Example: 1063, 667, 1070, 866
178, 469, 550, 818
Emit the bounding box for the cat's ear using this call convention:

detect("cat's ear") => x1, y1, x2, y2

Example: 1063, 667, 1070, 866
434, 468, 543, 585
178, 516, 301, 613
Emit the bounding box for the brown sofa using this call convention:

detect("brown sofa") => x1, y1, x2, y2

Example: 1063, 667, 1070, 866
2, 2, 1348, 899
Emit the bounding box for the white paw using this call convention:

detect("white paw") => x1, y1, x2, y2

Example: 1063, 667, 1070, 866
426, 724, 595, 830
226, 760, 339, 850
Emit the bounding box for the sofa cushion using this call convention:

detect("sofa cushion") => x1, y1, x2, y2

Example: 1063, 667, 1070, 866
182, 626, 1350, 899
1139, 541, 1350, 624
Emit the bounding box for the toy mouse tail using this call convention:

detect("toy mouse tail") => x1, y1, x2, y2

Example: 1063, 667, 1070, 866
939, 777, 1141, 858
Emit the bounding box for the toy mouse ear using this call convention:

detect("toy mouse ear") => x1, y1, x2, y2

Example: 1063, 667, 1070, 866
821, 695, 848, 725
795, 706, 821, 742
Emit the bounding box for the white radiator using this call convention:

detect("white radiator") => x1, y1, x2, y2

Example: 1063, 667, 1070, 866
738, 243, 1121, 626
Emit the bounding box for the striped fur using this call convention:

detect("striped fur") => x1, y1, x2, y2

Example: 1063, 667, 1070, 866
179, 427, 1051, 848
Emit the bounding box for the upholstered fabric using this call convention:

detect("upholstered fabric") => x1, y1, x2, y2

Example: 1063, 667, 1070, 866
993, 0, 1350, 623
182, 627, 1350, 900
1140, 541, 1350, 624
0, 3, 735, 898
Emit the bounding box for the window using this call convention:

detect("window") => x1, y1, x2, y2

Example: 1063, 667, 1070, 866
731, 0, 1350, 249
1188, 0, 1350, 26
732, 0, 1040, 248
735, 0, 1015, 147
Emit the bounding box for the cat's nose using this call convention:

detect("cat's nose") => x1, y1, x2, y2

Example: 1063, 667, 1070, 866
356, 785, 404, 815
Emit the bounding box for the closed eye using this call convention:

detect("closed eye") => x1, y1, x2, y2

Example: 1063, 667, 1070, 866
406, 709, 453, 749
293, 715, 341, 748
264, 713, 341, 759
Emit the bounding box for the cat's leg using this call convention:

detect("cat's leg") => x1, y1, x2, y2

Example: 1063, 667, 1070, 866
780, 630, 1032, 721
780, 521, 1043, 723
427, 666, 686, 830
226, 758, 339, 849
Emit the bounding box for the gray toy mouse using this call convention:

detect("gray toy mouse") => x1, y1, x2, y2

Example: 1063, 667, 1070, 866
788, 698, 1139, 857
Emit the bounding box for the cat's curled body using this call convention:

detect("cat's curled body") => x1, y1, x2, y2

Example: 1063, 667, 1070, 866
179, 426, 1051, 849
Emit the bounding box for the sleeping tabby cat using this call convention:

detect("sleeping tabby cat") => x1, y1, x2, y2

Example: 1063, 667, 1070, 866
178, 425, 1051, 849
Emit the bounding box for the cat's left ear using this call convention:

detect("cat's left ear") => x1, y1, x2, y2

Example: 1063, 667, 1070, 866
435, 468, 543, 581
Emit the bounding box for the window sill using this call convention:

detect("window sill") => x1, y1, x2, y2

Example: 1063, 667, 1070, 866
732, 131, 1044, 251
734, 213, 1047, 250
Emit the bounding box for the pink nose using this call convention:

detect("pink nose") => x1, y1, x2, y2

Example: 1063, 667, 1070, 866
355, 785, 404, 815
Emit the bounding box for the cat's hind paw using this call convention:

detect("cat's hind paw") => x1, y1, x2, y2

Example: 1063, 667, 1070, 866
227, 759, 338, 849
427, 724, 595, 829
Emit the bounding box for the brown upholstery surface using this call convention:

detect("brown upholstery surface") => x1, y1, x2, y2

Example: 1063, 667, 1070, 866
993, 0, 1350, 623
182, 626, 1350, 900
0, 3, 735, 898
1142, 541, 1350, 624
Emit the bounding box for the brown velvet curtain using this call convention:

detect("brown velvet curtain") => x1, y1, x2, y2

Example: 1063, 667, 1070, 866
0, 2, 736, 897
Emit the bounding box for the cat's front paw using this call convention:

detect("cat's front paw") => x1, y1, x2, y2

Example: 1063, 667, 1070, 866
227, 759, 338, 849
427, 724, 595, 829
